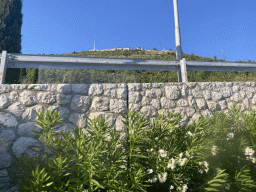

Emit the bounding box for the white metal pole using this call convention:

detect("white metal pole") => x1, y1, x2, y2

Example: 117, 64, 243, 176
173, 0, 183, 82
0, 51, 8, 84
180, 58, 188, 82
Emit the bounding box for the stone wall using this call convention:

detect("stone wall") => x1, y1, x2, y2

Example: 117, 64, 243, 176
1, 81, 256, 191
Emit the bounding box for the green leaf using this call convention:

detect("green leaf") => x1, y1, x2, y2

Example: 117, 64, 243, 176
234, 165, 256, 191
45, 182, 54, 186
208, 183, 222, 187
208, 179, 227, 184
132, 154, 149, 159
91, 179, 105, 189
205, 169, 228, 191
205, 187, 219, 191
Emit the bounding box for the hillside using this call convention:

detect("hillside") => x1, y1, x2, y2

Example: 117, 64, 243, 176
17, 49, 256, 84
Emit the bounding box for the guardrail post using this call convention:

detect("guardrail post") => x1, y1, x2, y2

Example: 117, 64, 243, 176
180, 58, 188, 82
177, 69, 182, 82
0, 51, 8, 84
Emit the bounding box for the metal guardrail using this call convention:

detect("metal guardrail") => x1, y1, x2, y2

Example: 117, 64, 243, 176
1, 50, 256, 84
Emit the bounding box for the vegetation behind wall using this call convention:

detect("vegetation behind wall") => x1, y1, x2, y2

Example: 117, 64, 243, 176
33, 49, 256, 84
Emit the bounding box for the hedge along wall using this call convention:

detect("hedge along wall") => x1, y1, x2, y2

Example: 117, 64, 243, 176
1, 81, 256, 191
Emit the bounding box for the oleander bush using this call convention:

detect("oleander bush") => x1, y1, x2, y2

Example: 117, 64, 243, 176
1, 103, 256, 192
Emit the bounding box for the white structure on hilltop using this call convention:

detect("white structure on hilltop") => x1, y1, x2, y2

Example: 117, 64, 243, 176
136, 47, 144, 50
92, 47, 130, 52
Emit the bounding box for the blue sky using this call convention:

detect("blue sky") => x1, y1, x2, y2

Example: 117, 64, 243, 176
20, 0, 256, 62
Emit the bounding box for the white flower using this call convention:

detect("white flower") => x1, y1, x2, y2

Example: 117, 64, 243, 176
179, 158, 187, 167
171, 158, 177, 164
147, 169, 153, 174
158, 172, 168, 183
159, 149, 165, 153
212, 145, 217, 156
245, 147, 255, 157
159, 149, 168, 158
227, 132, 234, 140
198, 169, 203, 174
161, 153, 167, 158
152, 177, 157, 183
155, 137, 158, 141
179, 153, 183, 158
204, 161, 209, 168
150, 148, 154, 152
170, 185, 174, 190
182, 184, 188, 192
183, 158, 188, 166
167, 163, 176, 170
187, 131, 194, 137
167, 158, 176, 169
148, 179, 152, 183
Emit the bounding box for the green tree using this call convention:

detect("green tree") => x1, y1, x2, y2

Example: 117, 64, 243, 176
25, 68, 38, 84
0, 0, 25, 84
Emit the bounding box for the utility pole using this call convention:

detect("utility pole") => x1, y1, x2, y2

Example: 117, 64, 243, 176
94, 35, 96, 51
173, 0, 183, 82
